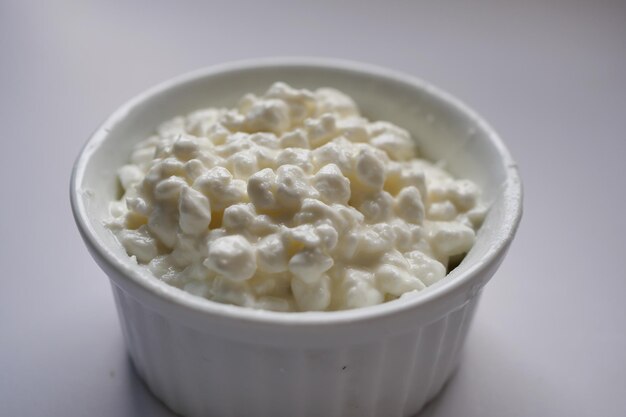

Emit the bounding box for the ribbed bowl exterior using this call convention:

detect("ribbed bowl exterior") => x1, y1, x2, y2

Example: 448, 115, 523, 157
111, 283, 481, 417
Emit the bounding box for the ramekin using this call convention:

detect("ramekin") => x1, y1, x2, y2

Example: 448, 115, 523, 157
70, 58, 522, 417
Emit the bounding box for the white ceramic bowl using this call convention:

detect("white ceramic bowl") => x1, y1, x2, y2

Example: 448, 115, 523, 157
70, 58, 522, 417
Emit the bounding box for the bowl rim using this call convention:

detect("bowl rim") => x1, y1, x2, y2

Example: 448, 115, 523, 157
70, 57, 523, 327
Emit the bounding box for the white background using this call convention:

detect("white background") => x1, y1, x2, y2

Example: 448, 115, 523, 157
1, 1, 625, 416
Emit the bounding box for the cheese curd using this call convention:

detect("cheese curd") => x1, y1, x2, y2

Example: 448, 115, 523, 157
107, 83, 487, 312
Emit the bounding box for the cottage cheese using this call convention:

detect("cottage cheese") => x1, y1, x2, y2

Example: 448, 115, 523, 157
107, 83, 486, 312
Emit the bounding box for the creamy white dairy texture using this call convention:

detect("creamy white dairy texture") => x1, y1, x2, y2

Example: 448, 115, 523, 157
107, 83, 486, 312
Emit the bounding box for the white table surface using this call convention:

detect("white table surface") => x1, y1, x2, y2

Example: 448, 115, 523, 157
2, 1, 625, 416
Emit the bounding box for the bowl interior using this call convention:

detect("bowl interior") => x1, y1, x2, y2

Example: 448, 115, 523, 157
73, 60, 520, 325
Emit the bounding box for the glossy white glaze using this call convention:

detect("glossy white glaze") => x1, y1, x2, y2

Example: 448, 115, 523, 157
71, 58, 522, 417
